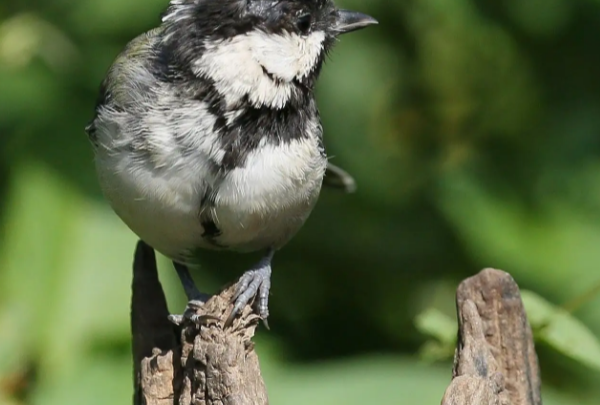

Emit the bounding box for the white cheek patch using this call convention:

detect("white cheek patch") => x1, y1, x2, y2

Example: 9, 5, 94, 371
193, 30, 325, 109
250, 30, 326, 82
195, 35, 289, 108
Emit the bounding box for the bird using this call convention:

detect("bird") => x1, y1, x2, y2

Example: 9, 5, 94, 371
85, 0, 377, 327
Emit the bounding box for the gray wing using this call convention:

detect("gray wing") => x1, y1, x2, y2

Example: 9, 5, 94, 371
323, 162, 357, 193
85, 27, 164, 147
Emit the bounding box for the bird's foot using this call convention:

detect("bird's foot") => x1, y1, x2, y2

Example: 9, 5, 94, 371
168, 296, 216, 326
226, 252, 274, 329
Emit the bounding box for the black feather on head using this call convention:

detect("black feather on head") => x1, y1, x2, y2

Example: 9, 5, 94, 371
156, 0, 375, 88
161, 1, 338, 53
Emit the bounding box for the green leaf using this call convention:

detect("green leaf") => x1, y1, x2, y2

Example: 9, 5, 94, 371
414, 307, 457, 345
521, 290, 600, 371
0, 162, 143, 391
414, 307, 457, 363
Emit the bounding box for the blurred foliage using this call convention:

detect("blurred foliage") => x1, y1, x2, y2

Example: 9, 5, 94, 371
2, 0, 600, 403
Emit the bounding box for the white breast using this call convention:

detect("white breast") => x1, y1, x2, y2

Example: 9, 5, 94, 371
209, 136, 327, 251
95, 148, 210, 262
94, 120, 326, 260
93, 100, 220, 261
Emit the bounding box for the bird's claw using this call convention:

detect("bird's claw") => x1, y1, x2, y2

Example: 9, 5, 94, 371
225, 264, 272, 328
168, 299, 220, 327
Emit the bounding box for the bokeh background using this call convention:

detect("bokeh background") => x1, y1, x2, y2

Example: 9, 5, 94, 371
2, 0, 600, 403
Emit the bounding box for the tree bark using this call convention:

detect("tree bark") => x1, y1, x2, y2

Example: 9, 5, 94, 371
130, 242, 541, 405
131, 240, 268, 405
441, 268, 542, 405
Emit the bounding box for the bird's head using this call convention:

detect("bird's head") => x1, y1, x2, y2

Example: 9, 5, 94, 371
161, 0, 377, 107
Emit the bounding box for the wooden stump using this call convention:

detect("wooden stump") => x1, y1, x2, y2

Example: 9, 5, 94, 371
441, 268, 542, 405
130, 241, 268, 405
129, 240, 542, 405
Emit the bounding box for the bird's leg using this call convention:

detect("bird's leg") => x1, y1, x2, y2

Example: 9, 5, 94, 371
226, 249, 275, 328
169, 261, 212, 325
173, 261, 209, 303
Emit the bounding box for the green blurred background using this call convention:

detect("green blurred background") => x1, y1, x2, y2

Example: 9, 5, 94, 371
2, 0, 600, 403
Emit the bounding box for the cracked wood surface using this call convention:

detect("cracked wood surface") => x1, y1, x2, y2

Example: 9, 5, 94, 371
441, 268, 542, 405
131, 241, 268, 405
130, 241, 541, 405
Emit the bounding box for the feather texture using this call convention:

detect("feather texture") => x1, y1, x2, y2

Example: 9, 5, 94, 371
87, 1, 339, 262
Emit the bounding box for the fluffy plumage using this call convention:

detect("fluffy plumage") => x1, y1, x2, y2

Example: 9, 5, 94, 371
86, 0, 376, 323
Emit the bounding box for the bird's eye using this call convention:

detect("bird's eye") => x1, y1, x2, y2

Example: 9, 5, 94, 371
296, 14, 312, 34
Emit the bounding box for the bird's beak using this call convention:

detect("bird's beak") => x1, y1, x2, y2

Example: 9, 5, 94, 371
334, 9, 378, 34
